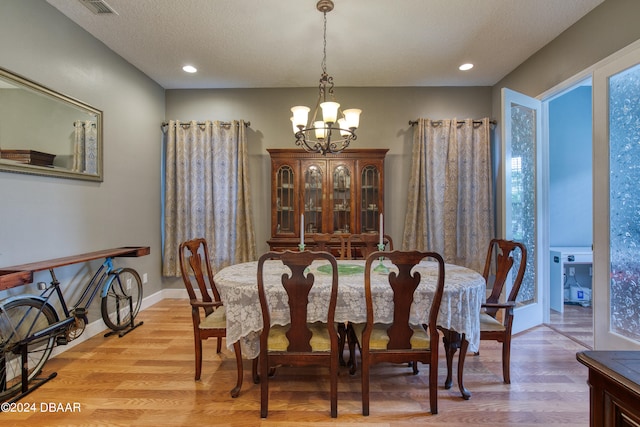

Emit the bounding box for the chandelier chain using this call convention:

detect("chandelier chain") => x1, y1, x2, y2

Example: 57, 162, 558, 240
322, 11, 327, 75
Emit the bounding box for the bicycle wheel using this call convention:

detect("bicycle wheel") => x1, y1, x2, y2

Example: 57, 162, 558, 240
0, 298, 57, 401
101, 268, 143, 331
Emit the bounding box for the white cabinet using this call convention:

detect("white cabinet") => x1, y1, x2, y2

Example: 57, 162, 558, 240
550, 246, 592, 313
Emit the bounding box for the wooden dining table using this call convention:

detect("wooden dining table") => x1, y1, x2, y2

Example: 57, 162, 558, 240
214, 258, 485, 398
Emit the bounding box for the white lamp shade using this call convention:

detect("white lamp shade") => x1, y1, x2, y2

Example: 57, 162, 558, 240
320, 101, 340, 124
291, 106, 310, 128
290, 117, 298, 134
343, 109, 361, 129
314, 121, 326, 139
338, 118, 350, 136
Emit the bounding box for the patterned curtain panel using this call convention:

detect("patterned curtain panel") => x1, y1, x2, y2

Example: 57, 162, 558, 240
162, 120, 256, 277
72, 120, 98, 174
402, 118, 494, 272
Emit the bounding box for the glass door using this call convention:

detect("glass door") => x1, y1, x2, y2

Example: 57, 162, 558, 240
275, 164, 295, 235
331, 164, 352, 234
501, 88, 544, 334
303, 164, 324, 234
593, 45, 640, 349
360, 165, 381, 233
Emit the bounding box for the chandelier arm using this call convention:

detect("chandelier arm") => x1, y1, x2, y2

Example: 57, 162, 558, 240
296, 127, 356, 155
295, 130, 323, 154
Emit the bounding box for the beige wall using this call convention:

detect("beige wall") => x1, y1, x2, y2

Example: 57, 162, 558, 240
3, 0, 640, 297
493, 0, 640, 101
0, 1, 165, 313
490, 0, 640, 236
166, 86, 492, 261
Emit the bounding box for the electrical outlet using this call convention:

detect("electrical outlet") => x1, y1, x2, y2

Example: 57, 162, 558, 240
126, 278, 132, 290
569, 267, 575, 276
142, 273, 148, 284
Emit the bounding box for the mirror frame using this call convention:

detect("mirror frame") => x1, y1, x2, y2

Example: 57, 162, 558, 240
0, 67, 103, 182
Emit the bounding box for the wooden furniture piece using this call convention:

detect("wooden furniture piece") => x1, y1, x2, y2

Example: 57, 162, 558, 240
267, 148, 387, 255
0, 246, 150, 291
577, 351, 640, 427
306, 233, 348, 362
308, 233, 350, 362
307, 233, 346, 259
352, 250, 445, 415
476, 239, 527, 384
257, 250, 340, 418
341, 232, 392, 364
345, 233, 393, 259
178, 238, 243, 398
435, 239, 527, 400
214, 258, 484, 397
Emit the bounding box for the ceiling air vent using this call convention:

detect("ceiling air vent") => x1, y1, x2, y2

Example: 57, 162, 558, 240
79, 0, 118, 15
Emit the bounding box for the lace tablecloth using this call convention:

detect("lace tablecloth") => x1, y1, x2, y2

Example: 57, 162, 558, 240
214, 259, 485, 359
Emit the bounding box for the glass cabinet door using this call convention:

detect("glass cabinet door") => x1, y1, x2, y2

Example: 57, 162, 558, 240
303, 164, 323, 234
361, 165, 381, 233
332, 165, 352, 233
275, 165, 295, 235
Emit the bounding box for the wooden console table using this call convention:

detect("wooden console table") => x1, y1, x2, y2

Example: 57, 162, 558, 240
0, 246, 150, 291
577, 351, 640, 427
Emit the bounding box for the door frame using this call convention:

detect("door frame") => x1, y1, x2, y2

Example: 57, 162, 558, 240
537, 38, 640, 347
538, 74, 593, 325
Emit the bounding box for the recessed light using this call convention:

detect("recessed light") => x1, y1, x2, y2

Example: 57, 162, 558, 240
182, 65, 197, 73
459, 63, 474, 71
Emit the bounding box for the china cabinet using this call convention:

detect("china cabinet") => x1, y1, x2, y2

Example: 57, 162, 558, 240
267, 148, 387, 253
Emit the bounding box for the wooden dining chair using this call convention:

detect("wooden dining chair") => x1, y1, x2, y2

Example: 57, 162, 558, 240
308, 233, 349, 362
477, 238, 527, 384
178, 238, 244, 398
341, 233, 393, 365
308, 233, 346, 259
257, 250, 340, 418
345, 233, 392, 259
352, 250, 445, 416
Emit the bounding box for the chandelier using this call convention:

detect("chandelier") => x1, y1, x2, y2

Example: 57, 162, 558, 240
290, 0, 361, 155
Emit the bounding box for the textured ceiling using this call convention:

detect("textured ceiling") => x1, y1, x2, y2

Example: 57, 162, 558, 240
46, 0, 605, 89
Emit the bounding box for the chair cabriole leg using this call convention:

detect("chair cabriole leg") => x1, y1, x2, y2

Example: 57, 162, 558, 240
503, 338, 511, 384
230, 341, 243, 398
194, 333, 202, 381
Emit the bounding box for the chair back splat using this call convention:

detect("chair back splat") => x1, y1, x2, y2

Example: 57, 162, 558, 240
180, 239, 219, 310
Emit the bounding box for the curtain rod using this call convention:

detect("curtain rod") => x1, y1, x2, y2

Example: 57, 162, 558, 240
409, 119, 497, 126
161, 120, 251, 129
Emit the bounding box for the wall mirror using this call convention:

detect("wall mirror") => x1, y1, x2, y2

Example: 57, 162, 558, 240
0, 67, 103, 182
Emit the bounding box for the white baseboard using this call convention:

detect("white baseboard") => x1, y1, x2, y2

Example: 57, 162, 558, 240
160, 288, 190, 299
51, 288, 187, 357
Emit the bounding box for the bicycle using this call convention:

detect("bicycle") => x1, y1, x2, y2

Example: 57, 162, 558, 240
0, 253, 144, 402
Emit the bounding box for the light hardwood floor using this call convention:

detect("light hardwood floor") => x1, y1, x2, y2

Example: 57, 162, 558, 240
3, 299, 591, 426
548, 304, 593, 349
